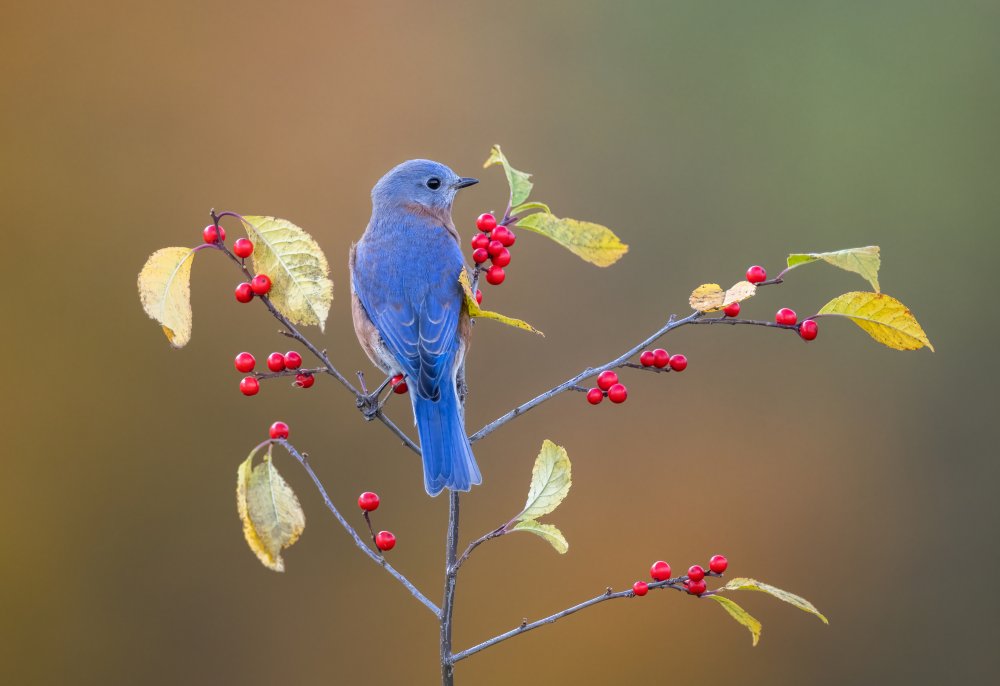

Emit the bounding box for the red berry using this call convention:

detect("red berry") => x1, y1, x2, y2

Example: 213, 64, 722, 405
688, 565, 705, 582
295, 372, 315, 388
251, 274, 272, 295
668, 354, 688, 372
709, 555, 728, 574
266, 352, 286, 372
639, 351, 655, 367
391, 374, 408, 394
358, 491, 380, 512
235, 282, 254, 303
492, 226, 514, 247
475, 289, 483, 305
476, 213, 497, 232
686, 579, 707, 596
233, 238, 253, 258
607, 383, 628, 403
586, 388, 604, 405
632, 581, 649, 597
471, 233, 489, 250
776, 308, 798, 326
283, 351, 302, 370
597, 370, 619, 391
240, 376, 259, 396
799, 319, 818, 341
487, 239, 504, 258
650, 560, 672, 581
234, 352, 256, 373
652, 348, 670, 368
203, 224, 225, 243
269, 421, 289, 440
723, 301, 741, 317
485, 266, 505, 285
491, 247, 511, 268
746, 265, 767, 284
472, 247, 489, 264
375, 530, 396, 551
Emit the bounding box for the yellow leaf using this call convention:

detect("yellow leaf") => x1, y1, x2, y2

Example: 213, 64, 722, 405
484, 144, 533, 206
516, 212, 628, 267
237, 449, 305, 572
508, 520, 568, 554
458, 270, 543, 335
721, 577, 829, 624
787, 246, 881, 292
137, 247, 197, 348
516, 439, 572, 521
241, 215, 334, 331
689, 280, 757, 312
707, 595, 763, 646
817, 292, 934, 352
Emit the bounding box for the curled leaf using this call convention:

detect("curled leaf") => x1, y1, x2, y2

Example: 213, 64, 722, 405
721, 577, 829, 624
508, 520, 568, 554
516, 212, 628, 267
516, 439, 572, 521
689, 280, 757, 312
459, 270, 543, 335
511, 201, 551, 217
787, 246, 881, 292
237, 449, 306, 572
484, 145, 533, 206
137, 247, 197, 348
707, 595, 762, 646
816, 292, 933, 352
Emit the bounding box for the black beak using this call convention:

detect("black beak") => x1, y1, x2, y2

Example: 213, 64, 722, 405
453, 177, 479, 189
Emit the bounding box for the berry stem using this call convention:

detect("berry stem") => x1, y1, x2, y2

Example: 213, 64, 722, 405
362, 510, 383, 556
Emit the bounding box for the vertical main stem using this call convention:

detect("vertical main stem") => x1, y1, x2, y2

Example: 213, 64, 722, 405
441, 491, 460, 685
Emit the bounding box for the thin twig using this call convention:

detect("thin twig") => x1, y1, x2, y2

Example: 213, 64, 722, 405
440, 492, 461, 685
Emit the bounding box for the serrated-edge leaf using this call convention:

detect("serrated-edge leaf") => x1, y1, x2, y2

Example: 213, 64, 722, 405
508, 519, 569, 554
816, 291, 934, 352
516, 212, 628, 267
137, 247, 197, 348
786, 246, 881, 292
515, 439, 571, 521
484, 144, 533, 206
707, 595, 762, 646
721, 577, 829, 624
458, 270, 543, 335
236, 449, 305, 572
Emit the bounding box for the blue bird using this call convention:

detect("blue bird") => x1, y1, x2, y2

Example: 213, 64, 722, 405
350, 160, 482, 496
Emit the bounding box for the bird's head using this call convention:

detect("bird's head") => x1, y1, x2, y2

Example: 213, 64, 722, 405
371, 159, 478, 214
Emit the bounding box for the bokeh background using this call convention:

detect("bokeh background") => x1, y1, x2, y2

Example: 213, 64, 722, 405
3, 1, 998, 684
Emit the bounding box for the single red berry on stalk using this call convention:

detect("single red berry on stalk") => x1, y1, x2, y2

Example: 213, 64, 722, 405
295, 372, 315, 388
267, 352, 286, 372
240, 376, 259, 396
668, 354, 688, 372
632, 581, 649, 597
375, 530, 396, 551
639, 351, 656, 367
391, 374, 408, 394
475, 289, 483, 305
597, 370, 619, 391
203, 224, 225, 243
476, 213, 497, 232
487, 239, 504, 258
251, 274, 272, 295
723, 301, 741, 317
686, 579, 707, 596
586, 388, 604, 405
233, 238, 253, 258
709, 555, 728, 574
799, 319, 818, 341
746, 265, 767, 284
652, 348, 670, 368
650, 560, 672, 581
472, 247, 489, 264
486, 266, 505, 285
358, 492, 380, 512
234, 352, 255, 373
493, 226, 515, 247
283, 351, 302, 369
491, 248, 511, 268
607, 383, 628, 403
269, 421, 289, 440
235, 282, 254, 303
471, 233, 489, 250
688, 565, 705, 582
776, 308, 798, 326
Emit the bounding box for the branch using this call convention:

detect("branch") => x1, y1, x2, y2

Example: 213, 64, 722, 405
440, 492, 461, 685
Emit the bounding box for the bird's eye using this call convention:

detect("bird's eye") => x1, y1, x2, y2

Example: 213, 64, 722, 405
426, 177, 441, 190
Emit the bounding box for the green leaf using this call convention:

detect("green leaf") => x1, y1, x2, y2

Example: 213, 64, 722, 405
516, 212, 628, 267
484, 145, 533, 206
458, 270, 543, 335
508, 520, 569, 554
515, 439, 572, 521
240, 215, 334, 331
721, 577, 829, 624
707, 595, 762, 646
511, 201, 551, 218
786, 246, 881, 292
137, 247, 197, 348
816, 291, 934, 352
237, 448, 306, 572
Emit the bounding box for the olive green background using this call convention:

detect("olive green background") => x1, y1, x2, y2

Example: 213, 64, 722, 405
2, 1, 997, 684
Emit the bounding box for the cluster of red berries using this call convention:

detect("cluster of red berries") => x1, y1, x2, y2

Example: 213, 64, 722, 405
638, 348, 688, 372
234, 274, 272, 303
586, 370, 629, 405
235, 350, 314, 395
201, 225, 273, 303
358, 491, 396, 551
631, 554, 729, 597
737, 265, 818, 340
471, 213, 517, 289
389, 374, 408, 394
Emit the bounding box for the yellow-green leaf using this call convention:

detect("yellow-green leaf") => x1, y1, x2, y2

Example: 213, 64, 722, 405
816, 292, 934, 352
707, 595, 763, 646
137, 247, 197, 348
721, 577, 829, 624
240, 215, 334, 331
787, 246, 881, 292
516, 439, 572, 521
237, 449, 305, 572
511, 201, 551, 217
689, 280, 757, 312
484, 145, 533, 206
458, 270, 543, 335
516, 212, 628, 267
508, 519, 568, 554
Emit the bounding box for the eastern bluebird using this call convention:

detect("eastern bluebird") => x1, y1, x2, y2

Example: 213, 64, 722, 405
350, 159, 482, 496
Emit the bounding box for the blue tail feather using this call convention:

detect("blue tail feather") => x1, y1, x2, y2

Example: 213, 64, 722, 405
413, 384, 481, 496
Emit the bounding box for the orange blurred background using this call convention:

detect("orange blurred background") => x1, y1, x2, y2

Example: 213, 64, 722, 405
2, 1, 997, 684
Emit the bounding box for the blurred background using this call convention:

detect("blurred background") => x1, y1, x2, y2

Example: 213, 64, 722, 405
2, 1, 997, 684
